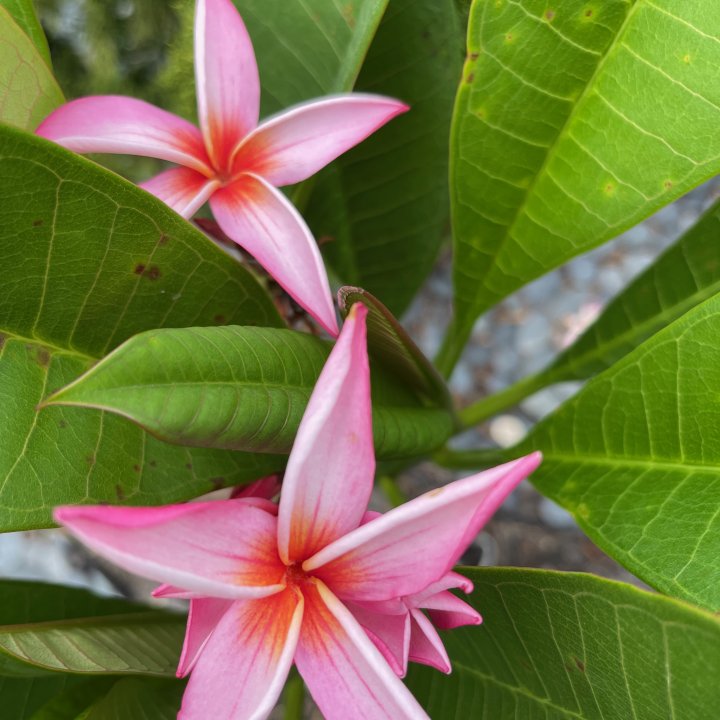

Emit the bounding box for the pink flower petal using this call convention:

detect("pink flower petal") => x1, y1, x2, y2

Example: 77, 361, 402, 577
408, 609, 451, 674
36, 96, 212, 175
177, 597, 233, 677
306, 453, 542, 601
140, 167, 220, 219
179, 588, 303, 720
54, 501, 286, 599
277, 304, 372, 564
232, 95, 409, 186
194, 0, 259, 170
423, 591, 482, 630
230, 475, 282, 501
347, 602, 410, 677
407, 570, 474, 606
295, 581, 428, 720
210, 173, 338, 335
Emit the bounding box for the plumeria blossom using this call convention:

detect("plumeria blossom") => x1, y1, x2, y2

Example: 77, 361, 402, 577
36, 0, 408, 337
54, 304, 541, 720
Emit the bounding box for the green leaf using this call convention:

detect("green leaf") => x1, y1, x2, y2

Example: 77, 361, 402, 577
0, 126, 285, 532
0, 6, 63, 131
439, 0, 720, 372
0, 0, 52, 65
0, 676, 84, 720
0, 581, 183, 678
46, 326, 455, 460
308, 0, 462, 315
78, 678, 184, 720
338, 286, 453, 411
515, 292, 720, 610
29, 679, 116, 720
539, 198, 720, 384
407, 567, 720, 719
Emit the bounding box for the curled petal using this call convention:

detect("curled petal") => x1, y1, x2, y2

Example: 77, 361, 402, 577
423, 591, 482, 631
306, 453, 542, 601
408, 610, 451, 674
348, 602, 410, 677
54, 501, 286, 599
195, 0, 259, 168
210, 173, 338, 335
230, 475, 282, 501
177, 598, 233, 677
36, 96, 212, 175
278, 303, 373, 564
140, 167, 219, 218
179, 589, 303, 720
295, 581, 428, 720
233, 94, 409, 186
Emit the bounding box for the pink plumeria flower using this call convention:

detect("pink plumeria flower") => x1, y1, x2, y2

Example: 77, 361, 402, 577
54, 304, 541, 720
36, 0, 408, 337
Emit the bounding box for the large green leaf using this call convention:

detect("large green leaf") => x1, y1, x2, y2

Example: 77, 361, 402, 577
538, 198, 720, 384
0, 6, 63, 130
0, 675, 83, 720
514, 292, 720, 611
0, 581, 182, 678
308, 0, 462, 315
0, 0, 52, 65
439, 0, 720, 372
407, 567, 720, 719
29, 679, 116, 720
0, 126, 284, 532
46, 325, 455, 460
78, 678, 184, 720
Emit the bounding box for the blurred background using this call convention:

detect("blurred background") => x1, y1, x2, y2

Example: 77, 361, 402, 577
1, 0, 719, 603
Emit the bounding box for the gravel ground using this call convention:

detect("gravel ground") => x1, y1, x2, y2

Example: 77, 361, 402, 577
1, 180, 718, 601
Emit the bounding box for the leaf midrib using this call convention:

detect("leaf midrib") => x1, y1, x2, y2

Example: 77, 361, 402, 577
540, 453, 720, 474
0, 328, 95, 364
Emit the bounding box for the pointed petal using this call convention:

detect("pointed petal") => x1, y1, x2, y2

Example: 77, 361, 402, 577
277, 304, 372, 564
210, 173, 338, 335
195, 0, 259, 169
177, 598, 233, 677
140, 167, 219, 218
348, 603, 410, 677
408, 610, 451, 674
296, 581, 428, 720
423, 591, 482, 630
36, 96, 212, 174
179, 589, 303, 720
54, 501, 286, 599
407, 570, 474, 606
306, 453, 542, 601
232, 95, 409, 186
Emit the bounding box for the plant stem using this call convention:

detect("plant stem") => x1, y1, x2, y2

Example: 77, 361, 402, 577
434, 318, 469, 379
378, 475, 406, 508
459, 371, 549, 427
434, 447, 510, 469
283, 671, 305, 720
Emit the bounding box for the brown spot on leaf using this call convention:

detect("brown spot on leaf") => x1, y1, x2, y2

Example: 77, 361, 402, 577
213, 314, 226, 324
185, 463, 193, 470
59, 419, 67, 429
134, 263, 146, 275
466, 73, 475, 84
317, 235, 335, 246
469, 52, 479, 61
133, 464, 141, 472
158, 233, 169, 246
115, 484, 126, 501
210, 476, 225, 490
36, 348, 51, 367
0, 332, 6, 350
664, 180, 673, 190
86, 454, 96, 466
584, 8, 593, 17
574, 657, 586, 672
545, 9, 555, 20
33, 219, 43, 227
149, 459, 157, 467
147, 266, 161, 281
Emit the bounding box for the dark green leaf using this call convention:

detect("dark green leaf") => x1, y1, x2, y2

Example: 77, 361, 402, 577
439, 0, 720, 372
0, 6, 62, 130
0, 126, 284, 531
339, 286, 453, 411
0, 0, 52, 65
46, 326, 455, 460
407, 567, 720, 719
309, 0, 462, 314
78, 678, 184, 720
29, 679, 116, 720
540, 198, 720, 383
0, 581, 183, 678
0, 676, 84, 720
516, 293, 720, 610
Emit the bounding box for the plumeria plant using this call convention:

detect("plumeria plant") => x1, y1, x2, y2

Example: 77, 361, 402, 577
0, 0, 719, 718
